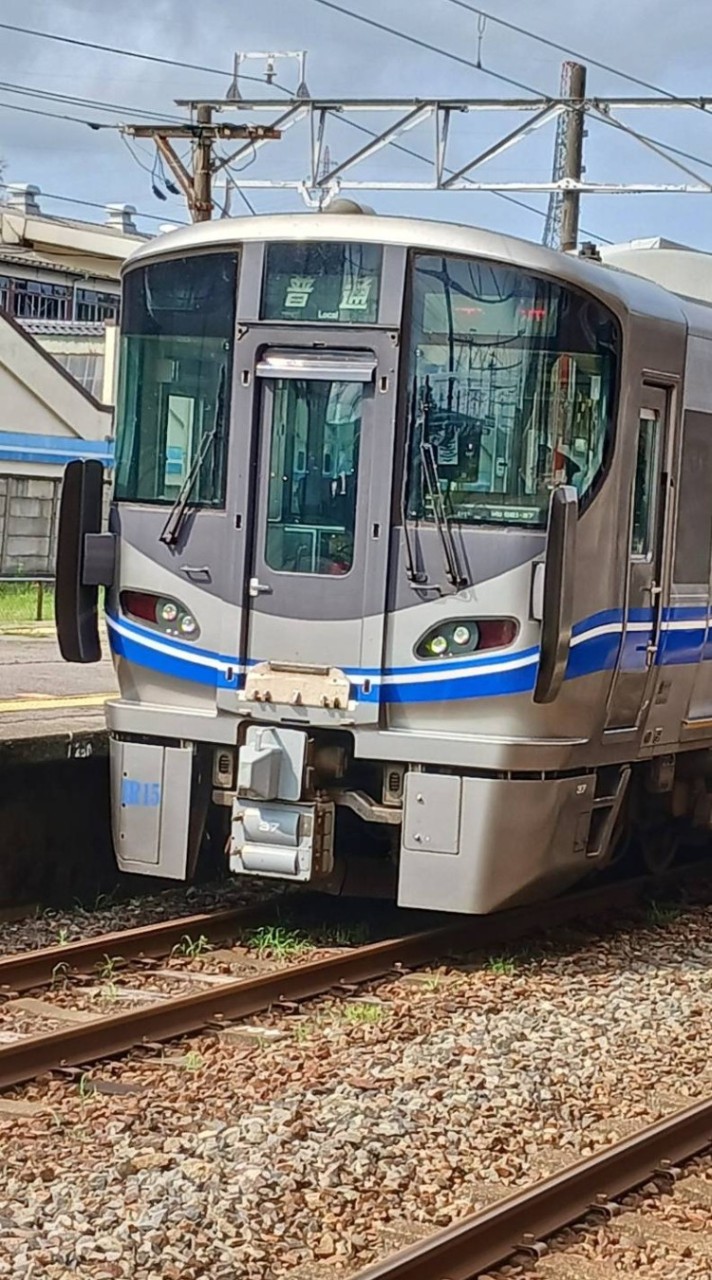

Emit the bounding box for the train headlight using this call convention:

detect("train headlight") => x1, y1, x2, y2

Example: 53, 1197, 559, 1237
158, 600, 179, 623
427, 634, 449, 656
415, 618, 517, 660
120, 591, 201, 641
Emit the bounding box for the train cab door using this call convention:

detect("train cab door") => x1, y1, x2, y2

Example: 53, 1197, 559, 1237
604, 386, 670, 736
234, 331, 398, 723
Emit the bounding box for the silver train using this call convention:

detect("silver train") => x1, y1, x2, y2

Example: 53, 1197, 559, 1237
55, 211, 712, 913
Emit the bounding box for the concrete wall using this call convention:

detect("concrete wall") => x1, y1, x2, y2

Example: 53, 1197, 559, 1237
0, 474, 60, 576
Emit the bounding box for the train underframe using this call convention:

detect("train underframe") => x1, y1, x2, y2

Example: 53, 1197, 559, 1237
109, 713, 712, 914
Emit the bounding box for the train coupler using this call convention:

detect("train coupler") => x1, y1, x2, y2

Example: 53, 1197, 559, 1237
230, 797, 335, 881
228, 725, 334, 881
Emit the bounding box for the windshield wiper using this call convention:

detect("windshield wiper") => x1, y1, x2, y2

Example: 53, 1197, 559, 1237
159, 367, 226, 548
420, 440, 467, 590
399, 380, 427, 587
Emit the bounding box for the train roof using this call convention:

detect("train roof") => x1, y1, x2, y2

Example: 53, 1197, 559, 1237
124, 210, 687, 330
598, 238, 712, 308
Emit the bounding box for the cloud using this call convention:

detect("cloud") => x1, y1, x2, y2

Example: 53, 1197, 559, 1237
1, 0, 712, 248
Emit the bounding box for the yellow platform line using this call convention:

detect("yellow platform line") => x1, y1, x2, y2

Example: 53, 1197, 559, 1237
0, 693, 113, 714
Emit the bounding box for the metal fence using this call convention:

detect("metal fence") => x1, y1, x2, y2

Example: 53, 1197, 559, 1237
0, 475, 60, 626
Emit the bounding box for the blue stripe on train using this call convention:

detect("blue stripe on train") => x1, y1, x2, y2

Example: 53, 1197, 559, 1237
106, 608, 712, 705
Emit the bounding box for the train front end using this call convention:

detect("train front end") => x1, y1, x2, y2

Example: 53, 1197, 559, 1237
56, 212, 656, 913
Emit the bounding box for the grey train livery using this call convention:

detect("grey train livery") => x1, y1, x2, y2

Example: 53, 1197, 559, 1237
55, 212, 712, 913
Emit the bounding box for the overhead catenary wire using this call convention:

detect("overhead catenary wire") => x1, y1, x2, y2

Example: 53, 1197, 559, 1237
297, 0, 712, 236
440, 0, 712, 112
303, 0, 547, 98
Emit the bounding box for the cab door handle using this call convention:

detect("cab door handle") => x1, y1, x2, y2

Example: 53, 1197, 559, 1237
248, 576, 272, 597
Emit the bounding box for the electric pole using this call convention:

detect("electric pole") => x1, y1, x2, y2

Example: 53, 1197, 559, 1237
560, 62, 587, 253
122, 110, 281, 222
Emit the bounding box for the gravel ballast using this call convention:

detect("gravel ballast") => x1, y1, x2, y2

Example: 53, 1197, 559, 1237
2, 897, 712, 1277
0, 877, 274, 957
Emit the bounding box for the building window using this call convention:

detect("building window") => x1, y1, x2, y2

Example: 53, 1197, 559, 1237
53, 352, 106, 400
76, 288, 120, 323
10, 279, 72, 320
0, 276, 119, 322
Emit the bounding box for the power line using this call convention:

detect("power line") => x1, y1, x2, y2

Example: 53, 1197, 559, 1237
0, 181, 187, 226
440, 0, 712, 111
0, 99, 114, 129
0, 21, 291, 91
595, 116, 712, 175
0, 79, 184, 125
303, 0, 546, 98
591, 110, 712, 187
0, 21, 232, 78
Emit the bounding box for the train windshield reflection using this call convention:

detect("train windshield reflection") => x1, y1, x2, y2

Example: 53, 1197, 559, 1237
405, 254, 619, 528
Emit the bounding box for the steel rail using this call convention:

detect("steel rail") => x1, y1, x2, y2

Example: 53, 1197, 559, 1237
0, 873, 706, 1091
0, 900, 280, 993
0, 923, 474, 1089
0, 869, 676, 995
350, 1097, 712, 1280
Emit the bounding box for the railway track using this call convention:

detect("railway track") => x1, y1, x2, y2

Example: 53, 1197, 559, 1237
351, 1097, 712, 1280
0, 870, 708, 1094
0, 898, 278, 991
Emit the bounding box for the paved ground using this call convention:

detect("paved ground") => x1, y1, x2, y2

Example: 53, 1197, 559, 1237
0, 633, 116, 748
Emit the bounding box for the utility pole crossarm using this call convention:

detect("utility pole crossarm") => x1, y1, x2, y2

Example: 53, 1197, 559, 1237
123, 124, 281, 140
120, 116, 281, 222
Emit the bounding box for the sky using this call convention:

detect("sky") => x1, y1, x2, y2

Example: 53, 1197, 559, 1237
3, 0, 712, 250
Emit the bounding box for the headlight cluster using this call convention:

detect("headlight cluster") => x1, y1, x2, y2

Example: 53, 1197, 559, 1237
416, 618, 517, 660
120, 591, 200, 640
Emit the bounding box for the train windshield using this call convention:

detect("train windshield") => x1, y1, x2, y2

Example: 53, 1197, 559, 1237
114, 253, 238, 507
405, 254, 618, 527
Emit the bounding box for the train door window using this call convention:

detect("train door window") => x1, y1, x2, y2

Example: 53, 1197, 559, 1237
631, 409, 659, 558
263, 378, 362, 575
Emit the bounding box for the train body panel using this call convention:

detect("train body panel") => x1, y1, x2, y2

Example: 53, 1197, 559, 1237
56, 213, 712, 912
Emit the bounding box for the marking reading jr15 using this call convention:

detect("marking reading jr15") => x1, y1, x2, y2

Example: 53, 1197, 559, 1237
122, 779, 161, 807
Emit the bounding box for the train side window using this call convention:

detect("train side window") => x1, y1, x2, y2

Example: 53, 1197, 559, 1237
673, 410, 712, 585
631, 410, 659, 558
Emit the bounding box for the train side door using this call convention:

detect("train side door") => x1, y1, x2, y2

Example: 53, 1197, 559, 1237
604, 387, 669, 734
